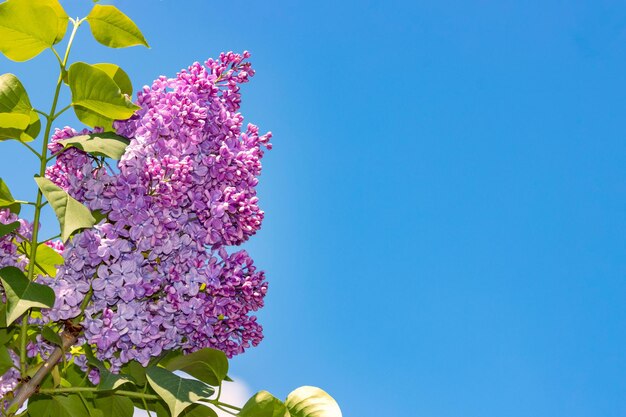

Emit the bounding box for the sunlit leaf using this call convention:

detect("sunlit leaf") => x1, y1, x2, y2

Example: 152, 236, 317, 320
93, 63, 133, 96
29, 0, 69, 44
87, 5, 149, 48
0, 178, 19, 214
68, 62, 140, 127
239, 391, 290, 417
16, 241, 64, 277
285, 387, 342, 417
0, 0, 59, 61
0, 73, 39, 142
34, 177, 96, 242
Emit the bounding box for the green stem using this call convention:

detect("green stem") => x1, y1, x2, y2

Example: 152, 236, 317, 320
19, 17, 83, 380
142, 384, 154, 417
211, 401, 242, 412
14, 200, 38, 206
38, 387, 160, 401
50, 47, 63, 68
18, 316, 28, 375
79, 287, 93, 312
53, 104, 71, 120
212, 404, 239, 416
39, 233, 61, 245
33, 109, 48, 118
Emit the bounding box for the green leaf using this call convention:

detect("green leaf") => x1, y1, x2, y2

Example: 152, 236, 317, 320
87, 343, 134, 391
16, 241, 64, 278
0, 221, 19, 238
34, 177, 96, 242
0, 266, 55, 326
98, 367, 135, 391
0, 326, 15, 343
239, 391, 290, 417
0, 178, 20, 214
29, 0, 69, 44
0, 0, 59, 61
41, 326, 63, 347
181, 404, 218, 417
0, 345, 14, 375
27, 394, 90, 417
146, 366, 215, 417
133, 399, 170, 417
93, 63, 133, 96
92, 209, 107, 223
0, 112, 29, 130
0, 111, 42, 143
93, 395, 134, 417
68, 62, 140, 127
121, 359, 147, 386
87, 5, 149, 48
0, 73, 40, 142
285, 387, 342, 417
161, 348, 229, 386
59, 132, 130, 160
84, 344, 104, 368
73, 106, 114, 131
0, 74, 32, 116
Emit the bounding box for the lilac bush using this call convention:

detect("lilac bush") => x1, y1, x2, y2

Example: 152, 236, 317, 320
0, 2, 340, 416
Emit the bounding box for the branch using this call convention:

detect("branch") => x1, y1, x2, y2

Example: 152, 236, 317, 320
7, 326, 80, 413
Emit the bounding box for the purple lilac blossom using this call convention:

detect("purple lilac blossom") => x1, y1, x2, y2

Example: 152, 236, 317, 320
0, 349, 19, 410
41, 52, 271, 372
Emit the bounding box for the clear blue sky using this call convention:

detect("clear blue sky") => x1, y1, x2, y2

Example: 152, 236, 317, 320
1, 1, 626, 416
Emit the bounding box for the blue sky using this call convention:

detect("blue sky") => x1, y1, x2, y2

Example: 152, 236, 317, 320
2, 0, 626, 416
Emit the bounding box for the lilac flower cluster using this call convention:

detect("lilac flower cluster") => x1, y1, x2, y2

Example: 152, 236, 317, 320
0, 348, 19, 408
0, 210, 32, 401
41, 52, 271, 372
0, 208, 32, 271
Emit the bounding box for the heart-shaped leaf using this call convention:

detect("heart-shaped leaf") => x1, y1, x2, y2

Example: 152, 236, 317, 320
93, 396, 134, 417
285, 387, 342, 417
34, 177, 96, 242
41, 326, 63, 347
93, 63, 133, 96
29, 0, 69, 44
15, 241, 64, 278
0, 266, 55, 326
0, 178, 20, 214
59, 132, 130, 160
0, 345, 14, 375
0, 73, 40, 142
68, 62, 140, 127
0, 0, 59, 61
72, 106, 114, 131
0, 74, 32, 115
161, 348, 229, 386
87, 5, 149, 48
146, 366, 214, 417
239, 391, 290, 417
27, 394, 90, 417
0, 221, 19, 238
